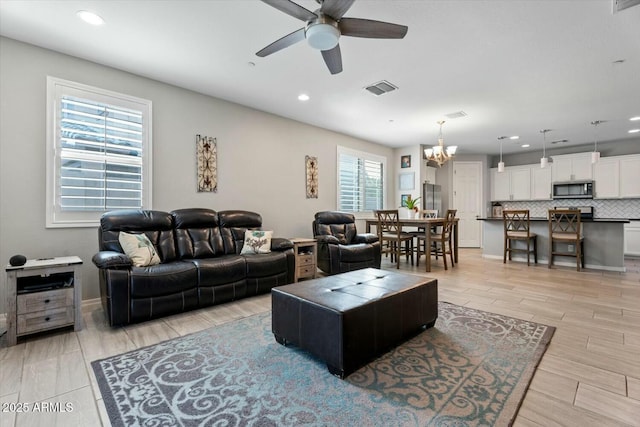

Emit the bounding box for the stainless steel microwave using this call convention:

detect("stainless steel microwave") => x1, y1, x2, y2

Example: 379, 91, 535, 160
552, 181, 594, 199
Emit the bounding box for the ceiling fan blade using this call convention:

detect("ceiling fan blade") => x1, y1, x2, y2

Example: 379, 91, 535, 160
321, 44, 343, 75
320, 0, 355, 20
256, 28, 306, 57
339, 18, 408, 39
260, 0, 316, 22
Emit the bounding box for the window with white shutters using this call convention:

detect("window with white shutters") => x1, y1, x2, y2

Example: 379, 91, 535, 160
337, 146, 385, 213
46, 77, 152, 227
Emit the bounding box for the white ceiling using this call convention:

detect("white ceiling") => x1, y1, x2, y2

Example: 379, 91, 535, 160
1, 0, 639, 155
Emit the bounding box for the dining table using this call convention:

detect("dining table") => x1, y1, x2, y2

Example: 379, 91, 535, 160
364, 217, 459, 272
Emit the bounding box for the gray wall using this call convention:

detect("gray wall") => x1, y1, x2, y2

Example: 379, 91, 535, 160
0, 37, 394, 312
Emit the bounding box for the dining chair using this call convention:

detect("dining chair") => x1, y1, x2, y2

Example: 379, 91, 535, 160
417, 209, 456, 270
412, 210, 438, 266
503, 209, 538, 266
548, 209, 584, 271
374, 209, 414, 269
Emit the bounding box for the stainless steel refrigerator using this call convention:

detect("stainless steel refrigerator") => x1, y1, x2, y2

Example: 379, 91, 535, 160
422, 183, 442, 215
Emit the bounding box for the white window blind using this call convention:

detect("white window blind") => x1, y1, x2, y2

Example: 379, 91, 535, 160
46, 77, 152, 227
337, 147, 385, 212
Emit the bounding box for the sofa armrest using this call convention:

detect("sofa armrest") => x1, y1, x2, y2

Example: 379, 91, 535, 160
92, 251, 132, 269
353, 233, 379, 244
271, 237, 294, 251
316, 235, 341, 245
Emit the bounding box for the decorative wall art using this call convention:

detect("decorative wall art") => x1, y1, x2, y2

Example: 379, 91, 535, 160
196, 135, 217, 192
401, 155, 411, 168
305, 155, 318, 198
399, 172, 415, 190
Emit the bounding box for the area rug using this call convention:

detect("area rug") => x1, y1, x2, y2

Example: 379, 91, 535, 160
92, 302, 554, 427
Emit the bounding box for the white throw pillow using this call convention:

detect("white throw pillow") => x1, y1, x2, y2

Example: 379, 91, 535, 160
240, 230, 273, 254
118, 232, 161, 267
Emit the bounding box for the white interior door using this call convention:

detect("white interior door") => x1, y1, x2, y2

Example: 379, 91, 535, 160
452, 161, 483, 247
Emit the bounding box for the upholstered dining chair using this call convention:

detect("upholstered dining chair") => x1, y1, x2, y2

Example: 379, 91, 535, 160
417, 209, 456, 270
548, 209, 584, 271
503, 209, 538, 266
374, 209, 414, 269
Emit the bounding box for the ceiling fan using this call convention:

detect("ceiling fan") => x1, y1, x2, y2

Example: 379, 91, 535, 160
256, 0, 408, 74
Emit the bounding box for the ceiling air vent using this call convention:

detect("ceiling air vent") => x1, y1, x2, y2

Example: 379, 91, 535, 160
365, 80, 398, 96
613, 0, 640, 12
445, 111, 468, 119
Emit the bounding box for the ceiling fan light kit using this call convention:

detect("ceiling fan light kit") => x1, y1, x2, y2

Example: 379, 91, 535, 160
306, 19, 340, 50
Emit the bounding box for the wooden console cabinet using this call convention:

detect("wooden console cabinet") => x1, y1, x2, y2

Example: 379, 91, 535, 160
5, 256, 82, 346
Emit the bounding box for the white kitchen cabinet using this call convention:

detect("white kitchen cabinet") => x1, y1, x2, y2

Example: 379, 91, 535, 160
490, 166, 531, 201
552, 152, 593, 182
593, 157, 620, 198
620, 155, 640, 198
531, 167, 552, 200
491, 168, 510, 201
624, 221, 640, 257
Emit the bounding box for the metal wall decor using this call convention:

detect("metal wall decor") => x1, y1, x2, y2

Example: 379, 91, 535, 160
196, 135, 217, 192
305, 155, 318, 198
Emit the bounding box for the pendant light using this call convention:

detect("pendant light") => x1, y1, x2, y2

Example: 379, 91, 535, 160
591, 120, 603, 163
540, 129, 551, 168
497, 136, 507, 172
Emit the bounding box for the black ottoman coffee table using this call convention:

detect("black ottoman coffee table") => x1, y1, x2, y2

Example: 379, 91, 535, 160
271, 268, 438, 378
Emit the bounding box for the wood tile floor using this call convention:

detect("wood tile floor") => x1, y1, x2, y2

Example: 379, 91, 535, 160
1, 249, 638, 426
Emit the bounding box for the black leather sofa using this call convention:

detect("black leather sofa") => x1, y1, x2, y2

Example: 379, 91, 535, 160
312, 211, 381, 275
92, 208, 294, 326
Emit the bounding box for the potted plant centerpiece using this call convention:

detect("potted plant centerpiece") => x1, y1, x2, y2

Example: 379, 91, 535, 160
401, 195, 421, 218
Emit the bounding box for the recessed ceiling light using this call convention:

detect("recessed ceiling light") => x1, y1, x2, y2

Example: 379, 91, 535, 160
612, 59, 625, 64
630, 116, 640, 121
247, 61, 256, 67
509, 136, 519, 140
297, 94, 310, 101
76, 10, 104, 25
629, 129, 640, 133
521, 144, 530, 148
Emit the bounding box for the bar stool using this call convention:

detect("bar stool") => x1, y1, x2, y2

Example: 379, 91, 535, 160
548, 209, 584, 271
503, 209, 537, 266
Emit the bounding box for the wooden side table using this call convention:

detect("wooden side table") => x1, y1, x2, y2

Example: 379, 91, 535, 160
290, 238, 317, 282
5, 256, 82, 346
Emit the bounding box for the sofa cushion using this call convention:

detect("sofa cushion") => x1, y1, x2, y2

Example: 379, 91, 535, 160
240, 230, 273, 254
218, 210, 263, 254
129, 261, 197, 298
244, 251, 288, 278
118, 232, 161, 267
190, 255, 246, 287
99, 209, 179, 262
172, 208, 225, 258
339, 243, 377, 262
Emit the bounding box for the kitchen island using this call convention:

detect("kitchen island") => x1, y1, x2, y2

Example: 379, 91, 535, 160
478, 217, 629, 271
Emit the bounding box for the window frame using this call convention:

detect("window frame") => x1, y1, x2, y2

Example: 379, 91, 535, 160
336, 146, 387, 216
46, 76, 153, 228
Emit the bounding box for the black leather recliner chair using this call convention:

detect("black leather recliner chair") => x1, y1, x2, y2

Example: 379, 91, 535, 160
312, 211, 381, 275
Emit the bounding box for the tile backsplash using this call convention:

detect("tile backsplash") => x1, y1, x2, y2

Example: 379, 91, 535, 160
498, 199, 640, 219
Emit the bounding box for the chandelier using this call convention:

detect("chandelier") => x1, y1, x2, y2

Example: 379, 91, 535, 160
424, 120, 457, 167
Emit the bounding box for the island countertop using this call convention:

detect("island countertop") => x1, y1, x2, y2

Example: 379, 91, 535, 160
478, 217, 630, 223
479, 218, 626, 271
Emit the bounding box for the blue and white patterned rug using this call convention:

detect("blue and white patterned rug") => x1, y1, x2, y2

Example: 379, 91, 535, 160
92, 302, 554, 427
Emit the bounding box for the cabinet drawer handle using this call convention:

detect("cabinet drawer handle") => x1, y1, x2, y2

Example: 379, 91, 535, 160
45, 317, 51, 322
44, 299, 50, 303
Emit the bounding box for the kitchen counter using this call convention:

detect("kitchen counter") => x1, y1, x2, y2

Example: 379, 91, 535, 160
479, 217, 630, 223
478, 217, 627, 271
